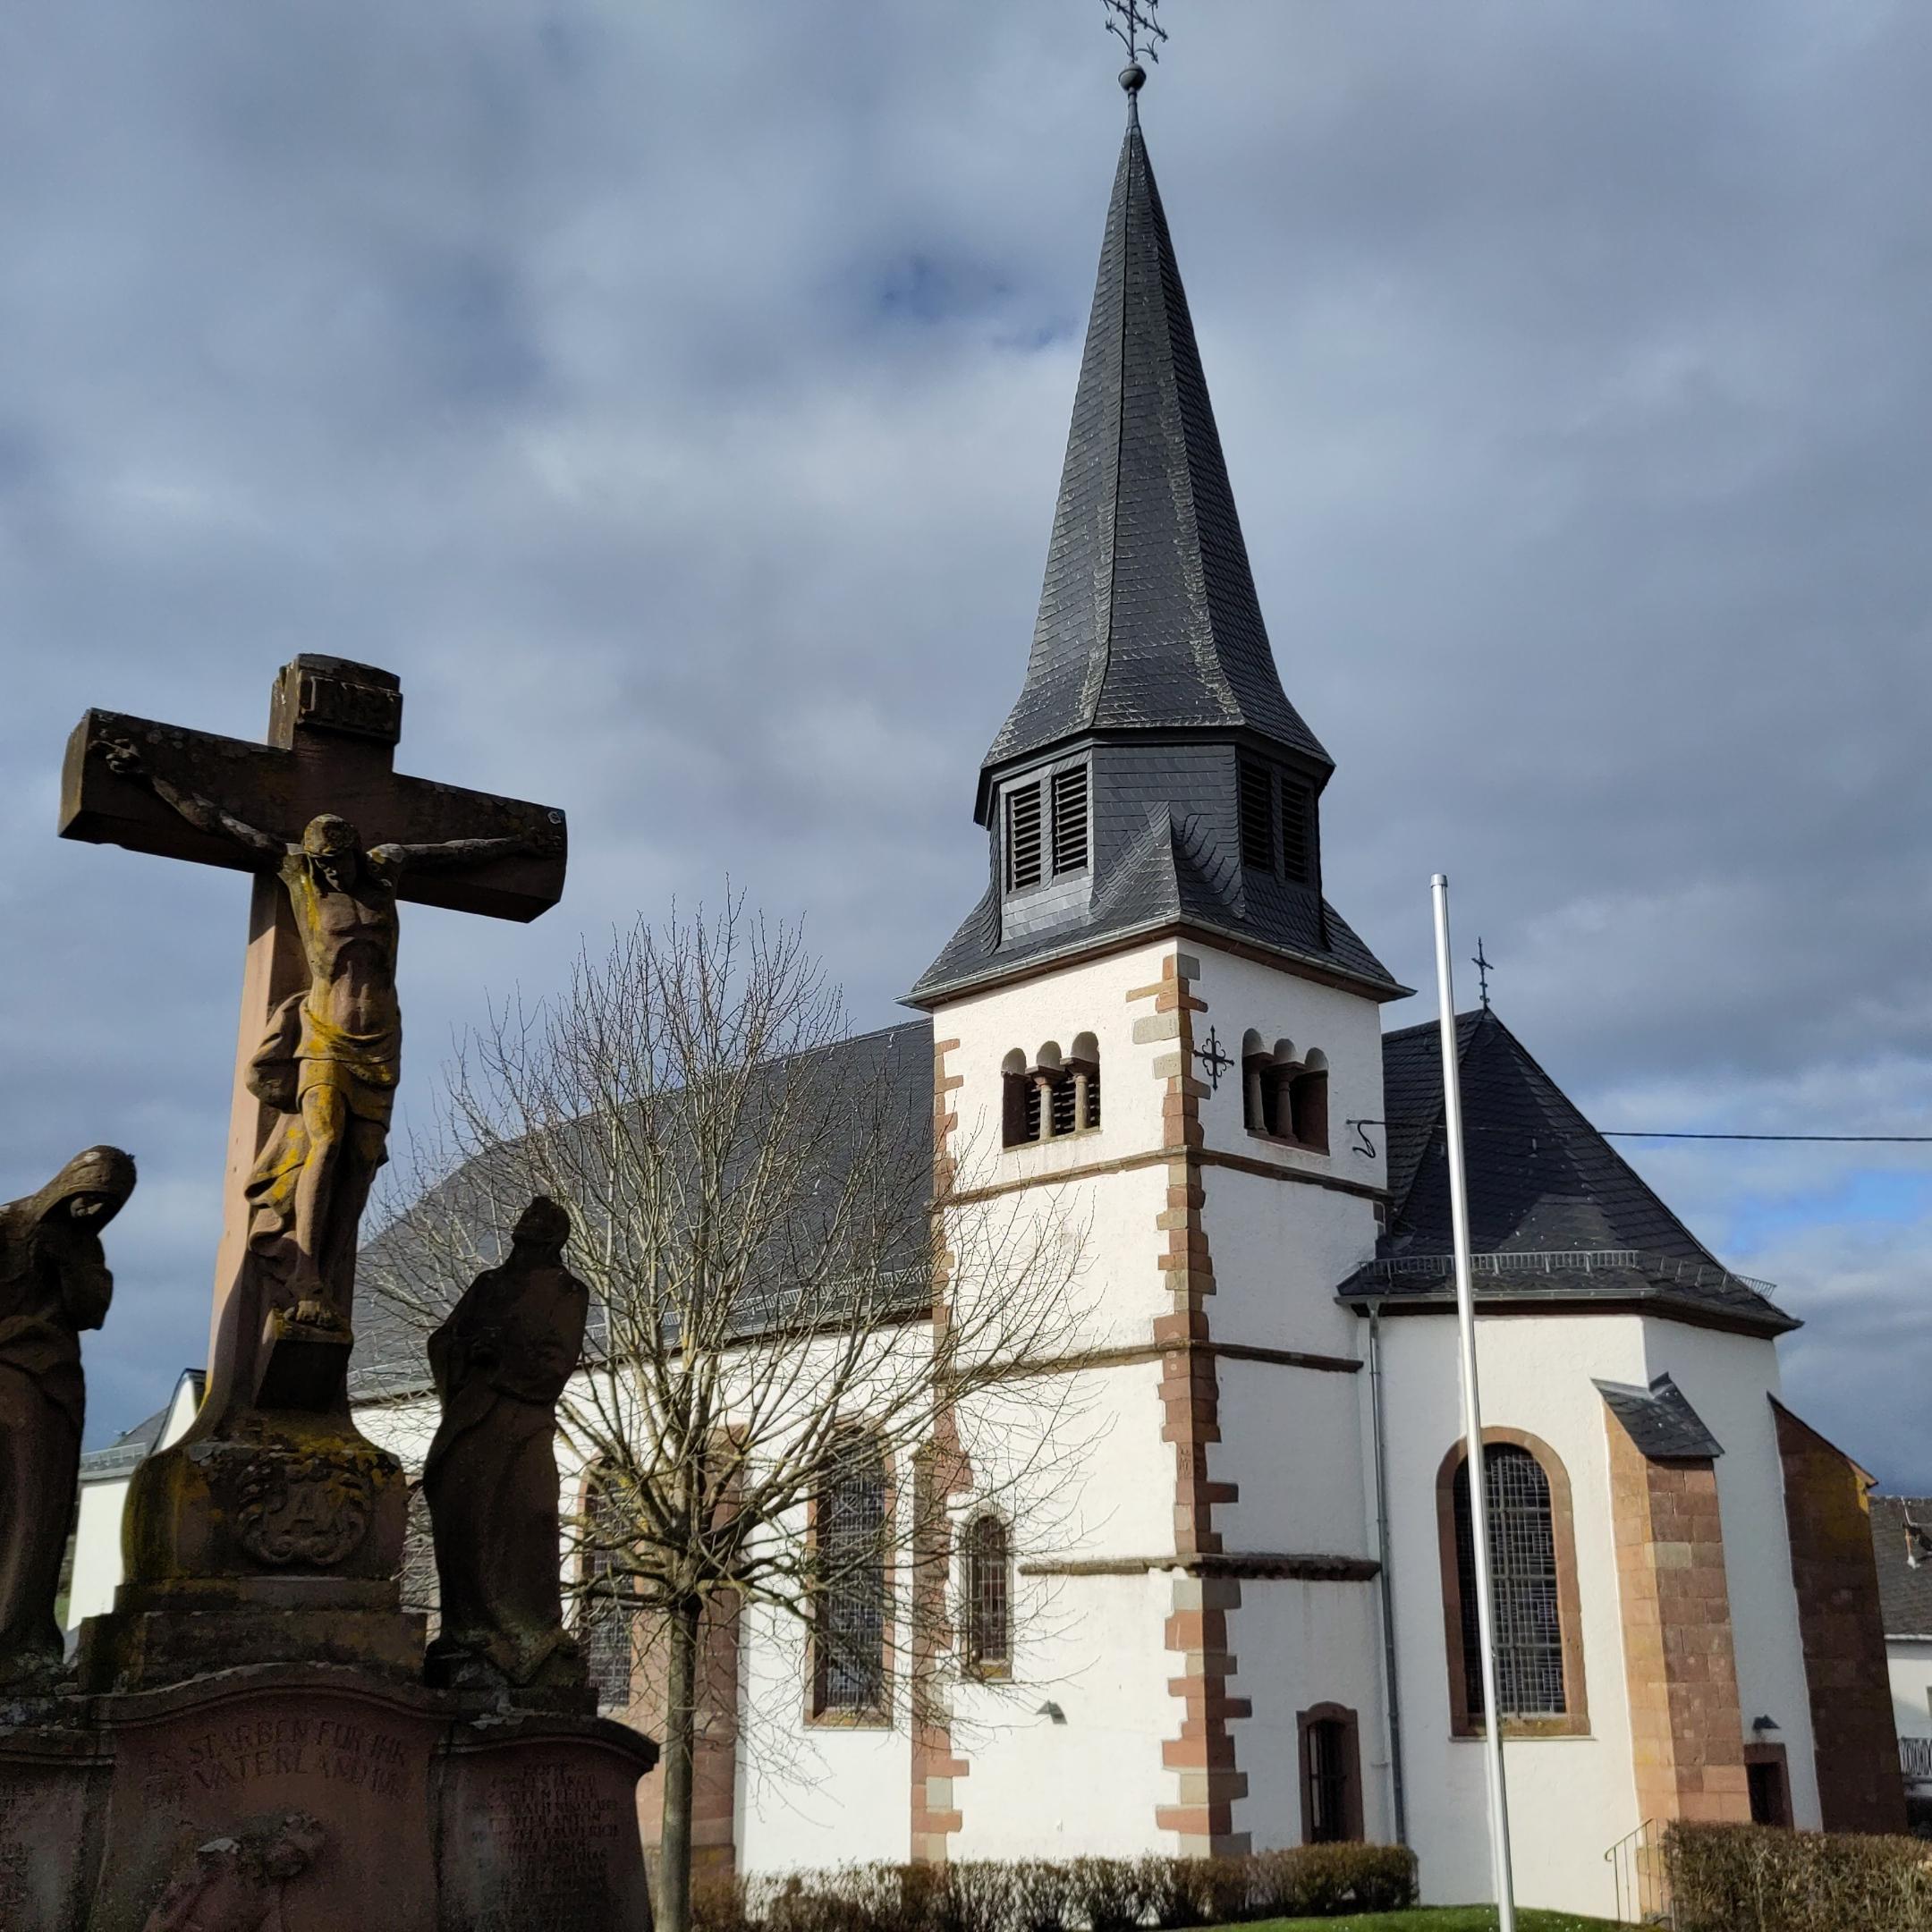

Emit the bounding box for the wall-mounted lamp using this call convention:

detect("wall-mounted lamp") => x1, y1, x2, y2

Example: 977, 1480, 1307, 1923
1751, 1715, 1780, 1735
1036, 1701, 1066, 1725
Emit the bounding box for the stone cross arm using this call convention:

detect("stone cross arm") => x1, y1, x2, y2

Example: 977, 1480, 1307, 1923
59, 685, 564, 922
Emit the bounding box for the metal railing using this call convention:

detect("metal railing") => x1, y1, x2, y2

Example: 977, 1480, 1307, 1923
1605, 1818, 1670, 1927
1359, 1248, 1777, 1298
1902, 1734, 1932, 1783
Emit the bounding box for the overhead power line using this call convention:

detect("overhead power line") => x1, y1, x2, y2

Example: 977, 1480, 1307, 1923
1601, 1131, 1932, 1145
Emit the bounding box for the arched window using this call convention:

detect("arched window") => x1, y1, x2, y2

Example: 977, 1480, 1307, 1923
813, 1436, 888, 1718
964, 1514, 1011, 1677
581, 1465, 641, 1714
1067, 1032, 1101, 1133
1298, 1703, 1362, 1843
1437, 1434, 1588, 1736
1002, 1049, 1038, 1148
1002, 1038, 1099, 1148
1289, 1050, 1329, 1154
1241, 1036, 1326, 1149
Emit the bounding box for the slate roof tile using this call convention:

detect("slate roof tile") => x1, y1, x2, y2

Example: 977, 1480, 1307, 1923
1343, 1006, 1794, 1335
1870, 1496, 1932, 1637
1596, 1374, 1726, 1461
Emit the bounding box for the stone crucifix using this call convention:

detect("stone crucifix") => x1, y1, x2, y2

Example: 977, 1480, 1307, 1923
61, 656, 567, 1425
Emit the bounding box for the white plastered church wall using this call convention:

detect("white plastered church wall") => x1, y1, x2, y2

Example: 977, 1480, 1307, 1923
1376, 1311, 1646, 1920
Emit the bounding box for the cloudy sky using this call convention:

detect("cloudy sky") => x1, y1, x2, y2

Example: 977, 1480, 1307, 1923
4, 1, 1928, 1483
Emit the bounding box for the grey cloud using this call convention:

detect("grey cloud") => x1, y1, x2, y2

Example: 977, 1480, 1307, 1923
2, 2, 1928, 1478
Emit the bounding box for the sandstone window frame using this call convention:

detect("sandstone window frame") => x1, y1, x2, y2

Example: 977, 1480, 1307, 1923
1297, 1701, 1364, 1844
1435, 1429, 1589, 1741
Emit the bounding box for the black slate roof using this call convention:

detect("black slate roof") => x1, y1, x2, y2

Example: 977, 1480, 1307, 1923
350, 1020, 937, 1402
77, 1369, 205, 1482
911, 792, 1400, 1007
979, 98, 1328, 790
1342, 1007, 1794, 1335
1870, 1496, 1932, 1638
1596, 1373, 1726, 1461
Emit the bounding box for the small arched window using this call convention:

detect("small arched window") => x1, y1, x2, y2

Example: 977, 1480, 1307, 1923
814, 1436, 888, 1718
1066, 1031, 1101, 1133
1298, 1703, 1362, 1843
1290, 1050, 1329, 1154
1242, 1036, 1326, 1148
1002, 1049, 1038, 1148
1438, 1434, 1587, 1735
964, 1514, 1012, 1677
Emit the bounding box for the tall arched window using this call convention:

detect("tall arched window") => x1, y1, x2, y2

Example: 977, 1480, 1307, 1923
964, 1514, 1011, 1677
1437, 1432, 1588, 1737
813, 1436, 888, 1718
582, 1467, 640, 1714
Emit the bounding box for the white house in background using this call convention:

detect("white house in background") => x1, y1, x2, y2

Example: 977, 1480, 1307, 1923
1870, 1496, 1932, 1833
72, 69, 1909, 1924
68, 1368, 203, 1632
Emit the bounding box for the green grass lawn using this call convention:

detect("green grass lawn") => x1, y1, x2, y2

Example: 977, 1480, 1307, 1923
1225, 1912, 1623, 1932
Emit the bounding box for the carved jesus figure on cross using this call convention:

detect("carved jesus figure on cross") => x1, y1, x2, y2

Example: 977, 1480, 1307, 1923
62, 655, 568, 1427
94, 733, 555, 1332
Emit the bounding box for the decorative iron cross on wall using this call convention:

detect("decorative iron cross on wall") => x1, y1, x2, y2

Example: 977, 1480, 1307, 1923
60, 656, 567, 1428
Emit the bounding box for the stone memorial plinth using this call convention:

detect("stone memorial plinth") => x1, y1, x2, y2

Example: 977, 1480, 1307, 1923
0, 1665, 657, 1931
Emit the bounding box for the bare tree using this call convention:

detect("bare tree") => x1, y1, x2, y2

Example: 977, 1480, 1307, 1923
373, 902, 1092, 1932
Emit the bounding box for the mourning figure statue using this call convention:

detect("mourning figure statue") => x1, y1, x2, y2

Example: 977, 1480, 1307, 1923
423, 1197, 589, 1695
0, 1145, 136, 1687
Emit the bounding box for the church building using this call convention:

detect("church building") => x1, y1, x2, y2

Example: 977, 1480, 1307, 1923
73, 59, 1904, 1923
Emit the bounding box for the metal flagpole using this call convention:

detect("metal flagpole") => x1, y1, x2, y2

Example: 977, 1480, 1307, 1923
1431, 874, 1517, 1932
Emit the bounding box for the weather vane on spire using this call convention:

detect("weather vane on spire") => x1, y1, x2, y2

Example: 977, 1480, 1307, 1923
1104, 0, 1168, 77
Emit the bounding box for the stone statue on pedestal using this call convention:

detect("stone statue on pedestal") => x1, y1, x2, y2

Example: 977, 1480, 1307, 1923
423, 1196, 590, 1699
0, 1146, 136, 1689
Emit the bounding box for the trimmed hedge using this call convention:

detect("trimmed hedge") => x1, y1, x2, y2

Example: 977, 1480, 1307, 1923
1665, 1820, 1932, 1932
693, 1845, 1416, 1932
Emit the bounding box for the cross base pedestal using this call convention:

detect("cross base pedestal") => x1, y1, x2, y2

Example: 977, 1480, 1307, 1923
80, 1411, 411, 1693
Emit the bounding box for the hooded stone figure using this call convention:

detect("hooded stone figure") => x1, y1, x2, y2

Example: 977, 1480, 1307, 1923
0, 1144, 136, 1685
423, 1196, 589, 1693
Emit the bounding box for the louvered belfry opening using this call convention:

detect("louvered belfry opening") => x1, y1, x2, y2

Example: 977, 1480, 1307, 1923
1453, 1445, 1566, 1719
1050, 765, 1089, 875
1006, 781, 1044, 891
1004, 764, 1091, 901
1280, 781, 1312, 886
1239, 757, 1275, 870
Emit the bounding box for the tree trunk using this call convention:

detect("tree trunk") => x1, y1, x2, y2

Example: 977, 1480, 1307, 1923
658, 1594, 704, 1932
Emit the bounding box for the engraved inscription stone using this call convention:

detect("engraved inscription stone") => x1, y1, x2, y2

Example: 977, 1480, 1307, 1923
91, 1679, 441, 1932
435, 1728, 656, 1932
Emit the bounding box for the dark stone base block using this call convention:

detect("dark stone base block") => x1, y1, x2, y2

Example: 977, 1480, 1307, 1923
0, 1664, 657, 1932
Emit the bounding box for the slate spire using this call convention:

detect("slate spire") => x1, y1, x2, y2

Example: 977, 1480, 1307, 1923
979, 73, 1329, 807
911, 72, 1403, 1011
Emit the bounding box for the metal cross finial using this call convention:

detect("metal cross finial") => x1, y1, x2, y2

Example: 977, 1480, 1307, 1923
1104, 0, 1168, 69
1472, 937, 1494, 1012
1193, 1024, 1234, 1091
